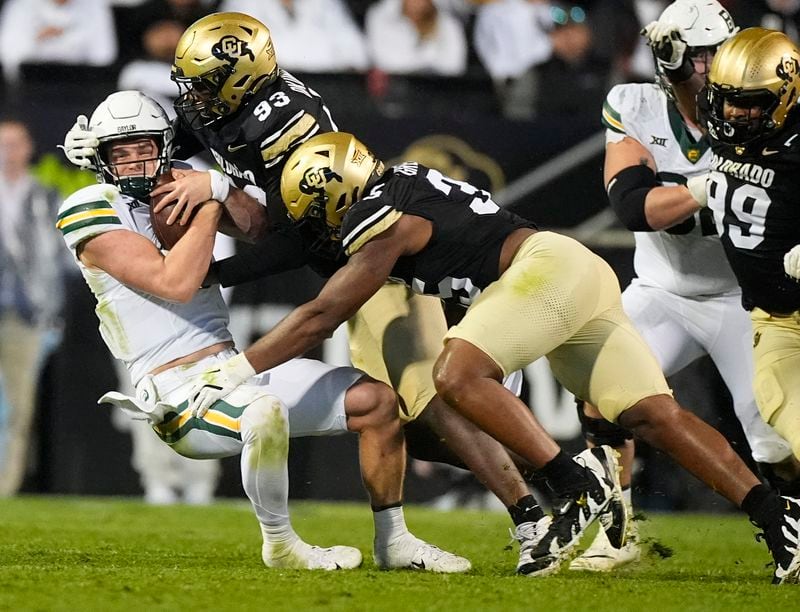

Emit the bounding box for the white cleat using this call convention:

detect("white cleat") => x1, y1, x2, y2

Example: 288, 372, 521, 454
263, 538, 363, 570
375, 534, 471, 573
569, 514, 641, 572
513, 515, 553, 574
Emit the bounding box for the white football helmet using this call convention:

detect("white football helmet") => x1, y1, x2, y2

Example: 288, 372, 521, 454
655, 0, 738, 98
89, 90, 175, 199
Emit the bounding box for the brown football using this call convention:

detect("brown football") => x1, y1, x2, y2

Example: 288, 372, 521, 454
148, 170, 192, 250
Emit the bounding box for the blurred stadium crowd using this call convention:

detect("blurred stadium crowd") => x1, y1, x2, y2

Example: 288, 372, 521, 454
1, 0, 799, 507
1, 1, 798, 118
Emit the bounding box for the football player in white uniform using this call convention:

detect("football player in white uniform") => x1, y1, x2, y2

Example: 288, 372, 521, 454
57, 90, 470, 573
572, 0, 795, 572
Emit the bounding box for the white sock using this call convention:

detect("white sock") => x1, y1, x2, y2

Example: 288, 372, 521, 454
239, 398, 295, 547
373, 506, 411, 549
622, 486, 633, 507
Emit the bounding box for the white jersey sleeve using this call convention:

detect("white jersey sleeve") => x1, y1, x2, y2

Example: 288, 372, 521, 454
56, 184, 125, 255
601, 83, 739, 297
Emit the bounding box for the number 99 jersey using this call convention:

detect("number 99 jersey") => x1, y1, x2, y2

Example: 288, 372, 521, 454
707, 114, 800, 314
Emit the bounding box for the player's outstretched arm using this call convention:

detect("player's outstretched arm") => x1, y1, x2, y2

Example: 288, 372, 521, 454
187, 242, 398, 417
79, 201, 222, 303
605, 136, 706, 231
243, 240, 397, 373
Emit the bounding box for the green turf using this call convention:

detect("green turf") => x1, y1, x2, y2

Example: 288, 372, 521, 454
0, 496, 795, 611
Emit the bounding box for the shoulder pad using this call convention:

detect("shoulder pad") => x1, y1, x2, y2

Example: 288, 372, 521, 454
603, 83, 661, 135
57, 183, 123, 251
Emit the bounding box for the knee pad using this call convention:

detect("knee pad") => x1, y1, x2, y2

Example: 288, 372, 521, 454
241, 395, 289, 443
576, 399, 633, 447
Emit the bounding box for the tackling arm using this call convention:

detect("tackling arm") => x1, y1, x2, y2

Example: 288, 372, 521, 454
242, 236, 401, 373
605, 136, 706, 231
79, 202, 222, 303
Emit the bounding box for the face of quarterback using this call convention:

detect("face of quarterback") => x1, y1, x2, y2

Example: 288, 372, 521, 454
107, 137, 160, 180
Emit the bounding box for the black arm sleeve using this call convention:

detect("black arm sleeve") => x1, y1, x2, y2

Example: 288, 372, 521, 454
171, 117, 206, 161
211, 225, 309, 287
606, 164, 659, 232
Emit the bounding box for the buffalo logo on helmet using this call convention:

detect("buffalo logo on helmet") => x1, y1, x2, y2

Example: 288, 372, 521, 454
777, 53, 800, 86
300, 167, 343, 198
212, 35, 255, 65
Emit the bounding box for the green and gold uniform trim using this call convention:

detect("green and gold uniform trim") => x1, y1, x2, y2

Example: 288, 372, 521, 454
154, 400, 244, 445
56, 200, 121, 236
667, 102, 709, 164
601, 100, 625, 134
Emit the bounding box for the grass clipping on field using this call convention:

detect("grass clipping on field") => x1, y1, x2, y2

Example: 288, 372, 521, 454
0, 497, 793, 611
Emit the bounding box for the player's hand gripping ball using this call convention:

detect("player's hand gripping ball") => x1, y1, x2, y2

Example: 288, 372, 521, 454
149, 171, 193, 249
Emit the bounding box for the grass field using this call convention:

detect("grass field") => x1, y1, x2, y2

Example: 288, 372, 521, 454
0, 496, 796, 611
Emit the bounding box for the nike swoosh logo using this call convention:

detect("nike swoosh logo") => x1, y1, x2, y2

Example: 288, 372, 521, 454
228, 143, 247, 152
411, 560, 425, 570
762, 148, 780, 156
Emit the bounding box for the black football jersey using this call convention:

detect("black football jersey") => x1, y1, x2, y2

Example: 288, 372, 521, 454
172, 69, 336, 225
341, 162, 535, 306
707, 113, 800, 314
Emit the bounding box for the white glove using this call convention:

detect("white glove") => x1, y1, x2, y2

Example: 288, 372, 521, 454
187, 353, 257, 418
60, 114, 99, 169
642, 21, 688, 71
686, 174, 708, 208
784, 244, 800, 280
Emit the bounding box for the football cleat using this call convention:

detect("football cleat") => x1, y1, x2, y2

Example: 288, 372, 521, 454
569, 510, 641, 572
513, 515, 553, 574
263, 538, 363, 570
374, 534, 472, 573
759, 495, 800, 584
518, 445, 623, 577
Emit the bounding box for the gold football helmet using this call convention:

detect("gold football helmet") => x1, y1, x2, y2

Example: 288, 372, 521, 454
281, 132, 384, 243
171, 12, 278, 128
704, 27, 800, 145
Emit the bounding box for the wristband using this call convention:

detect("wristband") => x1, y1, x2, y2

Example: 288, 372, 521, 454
209, 169, 231, 203
686, 175, 708, 208
226, 352, 257, 382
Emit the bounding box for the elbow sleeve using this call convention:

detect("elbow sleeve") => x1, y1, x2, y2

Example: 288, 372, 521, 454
606, 165, 659, 232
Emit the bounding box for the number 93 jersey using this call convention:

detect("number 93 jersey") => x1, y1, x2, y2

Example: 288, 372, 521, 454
707, 114, 800, 314
341, 162, 534, 306
175, 69, 336, 222
602, 83, 738, 297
